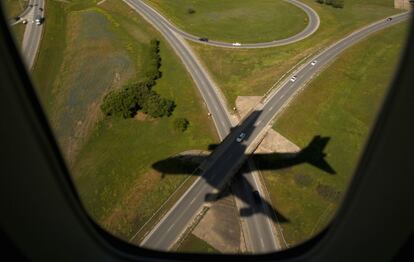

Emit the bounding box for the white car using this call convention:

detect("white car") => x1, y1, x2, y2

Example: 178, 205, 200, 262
22, 19, 28, 24
232, 42, 241, 47
290, 76, 297, 82
311, 60, 317, 66
35, 16, 43, 25
236, 132, 246, 142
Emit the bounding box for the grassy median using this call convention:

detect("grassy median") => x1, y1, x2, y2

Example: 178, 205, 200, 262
145, 0, 308, 43
255, 22, 409, 247
32, 0, 217, 240
187, 0, 402, 107
177, 233, 219, 254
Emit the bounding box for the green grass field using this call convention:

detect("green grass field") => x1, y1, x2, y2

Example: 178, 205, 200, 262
145, 0, 308, 43
2, 0, 25, 18
188, 0, 402, 107
177, 233, 219, 254
32, 0, 217, 240
255, 22, 409, 247
2, 0, 27, 45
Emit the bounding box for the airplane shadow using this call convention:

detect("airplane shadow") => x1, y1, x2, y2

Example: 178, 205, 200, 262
152, 134, 335, 224
151, 109, 336, 225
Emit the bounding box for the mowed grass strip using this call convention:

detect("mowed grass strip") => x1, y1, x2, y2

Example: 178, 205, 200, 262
145, 0, 308, 43
31, 0, 217, 240
188, 0, 402, 107
255, 22, 409, 246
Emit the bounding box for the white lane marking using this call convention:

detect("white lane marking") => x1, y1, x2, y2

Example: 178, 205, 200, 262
260, 237, 265, 248
166, 223, 174, 233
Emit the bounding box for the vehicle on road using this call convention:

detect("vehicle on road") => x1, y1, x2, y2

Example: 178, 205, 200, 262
236, 132, 246, 142
34, 16, 43, 26
290, 76, 297, 82
199, 37, 209, 42
311, 60, 317, 66
253, 191, 261, 203
22, 19, 28, 25
386, 17, 393, 22
232, 42, 241, 47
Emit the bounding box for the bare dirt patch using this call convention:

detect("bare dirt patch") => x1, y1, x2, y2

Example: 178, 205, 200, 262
192, 189, 241, 253
235, 96, 262, 120
256, 129, 300, 154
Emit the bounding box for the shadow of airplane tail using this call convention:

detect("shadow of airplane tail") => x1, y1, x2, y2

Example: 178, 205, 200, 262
299, 136, 336, 174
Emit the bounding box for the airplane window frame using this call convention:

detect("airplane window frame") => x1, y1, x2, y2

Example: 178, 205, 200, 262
0, 5, 413, 261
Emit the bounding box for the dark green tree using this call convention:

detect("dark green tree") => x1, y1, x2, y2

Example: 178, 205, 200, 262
174, 118, 190, 132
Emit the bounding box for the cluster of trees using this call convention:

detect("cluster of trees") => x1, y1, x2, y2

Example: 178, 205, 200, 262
316, 0, 344, 8
143, 39, 162, 85
100, 39, 175, 119
101, 81, 175, 119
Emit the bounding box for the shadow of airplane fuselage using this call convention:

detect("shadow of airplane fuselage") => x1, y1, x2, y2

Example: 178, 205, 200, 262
152, 134, 335, 223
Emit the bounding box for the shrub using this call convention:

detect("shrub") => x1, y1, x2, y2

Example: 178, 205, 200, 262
145, 39, 162, 82
331, 0, 344, 8
142, 92, 176, 118
316, 183, 341, 202
100, 89, 137, 118
293, 173, 313, 187
174, 118, 189, 132
316, 0, 344, 8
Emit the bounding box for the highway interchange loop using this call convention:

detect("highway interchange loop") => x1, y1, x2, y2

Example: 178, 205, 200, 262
140, 0, 321, 48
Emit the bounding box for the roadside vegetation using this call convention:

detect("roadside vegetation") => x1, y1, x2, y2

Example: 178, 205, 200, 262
2, 0, 25, 18
255, 22, 409, 247
2, 0, 27, 45
32, 0, 217, 241
144, 0, 308, 43
315, 0, 344, 9
186, 0, 402, 106
101, 40, 176, 119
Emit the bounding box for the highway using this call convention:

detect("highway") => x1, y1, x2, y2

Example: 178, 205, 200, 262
124, 0, 233, 140
21, 0, 44, 69
133, 2, 410, 251
18, 0, 36, 19
124, 0, 283, 253
140, 0, 320, 49
232, 160, 281, 253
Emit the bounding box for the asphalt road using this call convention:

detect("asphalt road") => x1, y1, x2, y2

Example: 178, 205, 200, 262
124, 0, 283, 253
123, 0, 233, 139
18, 0, 36, 19
21, 0, 44, 69
137, 7, 410, 252
232, 160, 281, 253
138, 0, 320, 49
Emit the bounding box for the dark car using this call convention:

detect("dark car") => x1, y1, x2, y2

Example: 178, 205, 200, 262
386, 17, 393, 22
253, 190, 261, 203
199, 37, 209, 42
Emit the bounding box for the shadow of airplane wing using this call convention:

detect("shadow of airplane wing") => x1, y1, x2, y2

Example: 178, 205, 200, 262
232, 170, 289, 223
